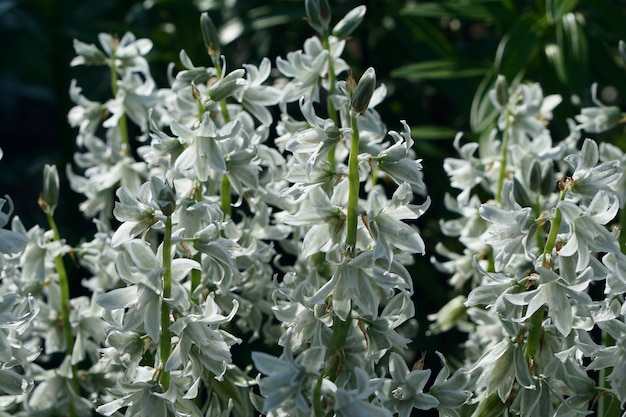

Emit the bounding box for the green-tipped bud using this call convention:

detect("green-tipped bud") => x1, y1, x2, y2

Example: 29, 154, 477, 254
540, 161, 555, 196
151, 177, 176, 217
528, 160, 542, 193
41, 164, 59, 215
305, 0, 331, 34
332, 5, 366, 39
471, 391, 511, 417
351, 67, 376, 115
494, 74, 509, 107
620, 40, 626, 67
512, 177, 533, 208
208, 69, 246, 102
201, 12, 220, 59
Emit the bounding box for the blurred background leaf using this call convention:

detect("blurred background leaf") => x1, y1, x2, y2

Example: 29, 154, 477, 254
3, 0, 626, 380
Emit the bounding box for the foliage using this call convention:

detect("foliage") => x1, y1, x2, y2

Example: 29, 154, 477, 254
2, 0, 626, 416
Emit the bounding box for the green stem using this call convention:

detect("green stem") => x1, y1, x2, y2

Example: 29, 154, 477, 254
496, 116, 510, 203
541, 186, 567, 268
325, 311, 353, 381
46, 212, 79, 417
526, 185, 567, 366
109, 56, 131, 156
323, 32, 338, 170
160, 216, 173, 390
619, 203, 626, 253
210, 55, 233, 218
346, 112, 360, 256
598, 331, 617, 417
221, 174, 232, 218
190, 252, 202, 305
524, 305, 545, 368
312, 375, 324, 417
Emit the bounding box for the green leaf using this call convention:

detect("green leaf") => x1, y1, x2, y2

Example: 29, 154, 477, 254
401, 1, 508, 20
545, 43, 567, 86
495, 15, 545, 81
557, 12, 588, 90
392, 59, 486, 80
546, 0, 579, 23
411, 125, 458, 140
470, 70, 499, 134
399, 16, 455, 57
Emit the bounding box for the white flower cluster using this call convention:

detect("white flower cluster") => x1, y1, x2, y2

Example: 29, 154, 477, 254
2, 1, 626, 416
432, 74, 626, 415
0, 1, 473, 416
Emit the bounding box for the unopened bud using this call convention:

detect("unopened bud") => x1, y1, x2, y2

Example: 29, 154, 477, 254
209, 69, 246, 102
332, 5, 366, 39
620, 40, 626, 67
151, 177, 176, 216
200, 12, 220, 59
540, 162, 555, 195
470, 391, 510, 417
41, 164, 59, 214
495, 74, 509, 108
351, 67, 376, 115
305, 0, 331, 34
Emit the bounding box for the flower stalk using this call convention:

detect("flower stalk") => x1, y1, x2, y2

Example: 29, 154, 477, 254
346, 111, 360, 257
108, 45, 131, 157
159, 214, 173, 390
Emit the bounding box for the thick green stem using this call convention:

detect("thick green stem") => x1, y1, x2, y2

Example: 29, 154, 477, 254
160, 216, 173, 390
325, 312, 352, 381
312, 375, 324, 417
323, 33, 338, 169
496, 117, 510, 203
210, 55, 233, 218
620, 204, 626, 253
526, 186, 567, 365
46, 213, 79, 417
221, 174, 232, 218
542, 187, 567, 268
346, 113, 360, 256
190, 252, 202, 305
598, 331, 618, 417
109, 56, 131, 156
524, 305, 545, 368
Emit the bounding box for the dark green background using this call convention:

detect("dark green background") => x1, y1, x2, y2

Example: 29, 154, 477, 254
3, 0, 626, 391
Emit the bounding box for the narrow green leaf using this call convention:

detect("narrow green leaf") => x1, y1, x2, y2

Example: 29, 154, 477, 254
546, 0, 579, 23
399, 16, 455, 58
470, 70, 498, 134
557, 12, 588, 90
495, 15, 545, 81
545, 43, 568, 86
392, 59, 486, 80
410, 125, 458, 140
401, 1, 507, 20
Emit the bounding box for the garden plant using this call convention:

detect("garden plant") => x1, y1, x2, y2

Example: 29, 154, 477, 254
1, 0, 626, 416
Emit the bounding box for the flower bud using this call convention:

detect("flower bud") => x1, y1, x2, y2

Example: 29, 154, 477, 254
350, 67, 376, 115
41, 164, 59, 214
540, 162, 554, 196
512, 177, 533, 209
620, 40, 626, 67
209, 69, 246, 102
305, 0, 331, 34
332, 5, 366, 39
494, 74, 509, 108
200, 12, 220, 59
470, 391, 510, 417
151, 177, 176, 216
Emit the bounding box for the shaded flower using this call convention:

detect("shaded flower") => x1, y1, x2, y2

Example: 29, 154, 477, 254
380, 352, 439, 417
565, 138, 622, 200
575, 83, 622, 133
